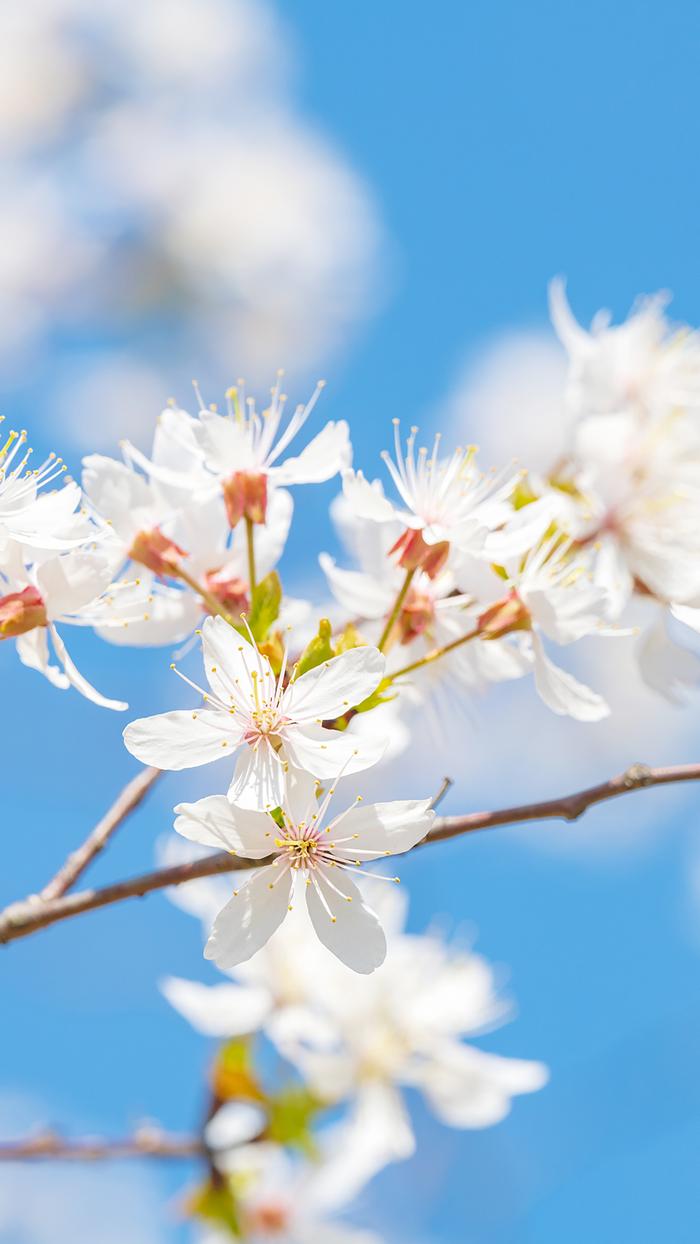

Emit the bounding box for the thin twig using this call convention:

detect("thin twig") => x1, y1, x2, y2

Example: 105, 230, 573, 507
1, 762, 697, 946
0, 1127, 204, 1161
429, 775, 454, 810
40, 767, 162, 902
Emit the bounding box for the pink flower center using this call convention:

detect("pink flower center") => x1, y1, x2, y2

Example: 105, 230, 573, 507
128, 527, 186, 577
222, 470, 268, 528
0, 586, 47, 638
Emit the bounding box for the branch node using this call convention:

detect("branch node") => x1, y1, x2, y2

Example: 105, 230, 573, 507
623, 762, 654, 789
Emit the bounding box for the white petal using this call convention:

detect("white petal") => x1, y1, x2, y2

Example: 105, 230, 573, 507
162, 976, 271, 1037
637, 618, 700, 704
308, 1083, 414, 1214
284, 646, 385, 721
341, 469, 398, 523
205, 1101, 266, 1151
671, 603, 700, 634
593, 536, 634, 620
484, 496, 561, 560
282, 721, 386, 778
16, 627, 69, 690
319, 553, 394, 620
196, 409, 252, 474
201, 615, 276, 707
548, 276, 588, 353
273, 421, 352, 484
97, 589, 201, 648
525, 584, 609, 645
204, 866, 292, 969
305, 867, 386, 973
82, 453, 153, 535
330, 491, 402, 575
50, 625, 127, 711
283, 769, 320, 827
36, 551, 113, 619
174, 796, 273, 857
471, 635, 532, 682
228, 742, 286, 811
329, 799, 434, 860
419, 1043, 549, 1128
531, 633, 609, 721
124, 708, 238, 768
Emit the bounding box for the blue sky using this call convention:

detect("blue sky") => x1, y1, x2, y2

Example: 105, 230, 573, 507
4, 3, 700, 1242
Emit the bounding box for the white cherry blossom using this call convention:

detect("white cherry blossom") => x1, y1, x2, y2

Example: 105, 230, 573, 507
271, 883, 548, 1187
124, 616, 386, 806
120, 377, 351, 528
560, 409, 700, 610
342, 421, 524, 564
321, 495, 533, 696
84, 408, 302, 647
203, 1140, 384, 1244
473, 534, 620, 721
193, 375, 350, 486
1, 547, 146, 708
550, 278, 700, 421
0, 425, 89, 562
172, 771, 434, 973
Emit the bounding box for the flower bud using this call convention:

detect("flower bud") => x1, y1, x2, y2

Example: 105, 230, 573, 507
398, 588, 435, 643
202, 568, 250, 617
477, 590, 531, 639
129, 528, 186, 577
222, 471, 268, 527
389, 528, 450, 579
0, 586, 48, 638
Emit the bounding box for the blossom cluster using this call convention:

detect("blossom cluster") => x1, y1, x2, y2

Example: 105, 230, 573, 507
4, 282, 700, 1239
161, 869, 547, 1243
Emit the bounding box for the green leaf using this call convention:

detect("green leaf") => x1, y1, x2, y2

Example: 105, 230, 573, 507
189, 1179, 241, 1237
212, 1037, 264, 1102
352, 677, 397, 715
248, 571, 281, 643
334, 622, 363, 653
295, 618, 335, 678
267, 1087, 322, 1156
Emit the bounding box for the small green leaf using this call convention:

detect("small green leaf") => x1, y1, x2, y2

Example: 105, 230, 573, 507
267, 1087, 322, 1156
259, 629, 285, 676
248, 571, 281, 643
334, 622, 364, 653
295, 618, 335, 678
189, 1179, 241, 1237
352, 677, 397, 715
212, 1037, 264, 1102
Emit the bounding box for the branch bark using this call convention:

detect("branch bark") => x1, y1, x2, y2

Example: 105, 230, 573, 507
0, 1127, 203, 1161
39, 767, 161, 902
1, 762, 697, 946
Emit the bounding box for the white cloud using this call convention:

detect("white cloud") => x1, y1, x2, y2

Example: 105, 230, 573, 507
56, 355, 172, 453
440, 328, 570, 472
0, 0, 383, 450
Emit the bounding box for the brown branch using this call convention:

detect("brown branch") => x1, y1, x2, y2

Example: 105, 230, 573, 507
1, 762, 698, 946
39, 767, 161, 902
0, 1127, 204, 1162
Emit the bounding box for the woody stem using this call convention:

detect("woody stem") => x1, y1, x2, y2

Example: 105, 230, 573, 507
377, 567, 415, 652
